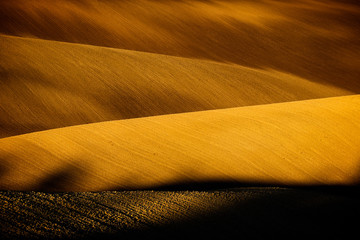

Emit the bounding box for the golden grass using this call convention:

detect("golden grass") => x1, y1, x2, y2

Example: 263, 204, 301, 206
0, 34, 350, 138
1, 95, 359, 191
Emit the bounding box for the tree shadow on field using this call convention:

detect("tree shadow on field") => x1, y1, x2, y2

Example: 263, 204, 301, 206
35, 163, 85, 192
0, 158, 9, 179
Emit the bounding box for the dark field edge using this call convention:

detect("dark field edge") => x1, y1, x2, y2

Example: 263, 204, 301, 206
134, 180, 360, 193
1, 184, 360, 240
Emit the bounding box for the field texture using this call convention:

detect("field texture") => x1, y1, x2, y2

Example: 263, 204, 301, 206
1, 188, 359, 239
1, 0, 360, 239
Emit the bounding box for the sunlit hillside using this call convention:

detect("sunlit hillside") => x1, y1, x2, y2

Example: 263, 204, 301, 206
1, 95, 359, 191
1, 34, 350, 138
1, 0, 360, 239
1, 0, 359, 91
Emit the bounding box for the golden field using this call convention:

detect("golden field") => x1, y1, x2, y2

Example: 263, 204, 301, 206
0, 0, 360, 239
1, 95, 360, 191
1, 0, 359, 91
0, 34, 351, 137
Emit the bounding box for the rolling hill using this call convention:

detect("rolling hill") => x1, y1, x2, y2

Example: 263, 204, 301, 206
1, 0, 359, 91
1, 1, 360, 238
1, 95, 359, 191
0, 34, 351, 138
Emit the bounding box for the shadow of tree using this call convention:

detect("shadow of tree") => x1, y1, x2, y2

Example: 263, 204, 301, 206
0, 159, 8, 178
35, 163, 84, 192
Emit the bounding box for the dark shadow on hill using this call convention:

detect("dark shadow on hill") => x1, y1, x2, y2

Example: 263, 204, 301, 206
36, 163, 84, 192
90, 187, 360, 240
1, 183, 360, 239
0, 156, 359, 239
0, 158, 8, 179
126, 179, 360, 192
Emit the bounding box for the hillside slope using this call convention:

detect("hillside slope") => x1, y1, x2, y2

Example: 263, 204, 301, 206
1, 0, 359, 90
0, 34, 351, 137
0, 95, 359, 191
